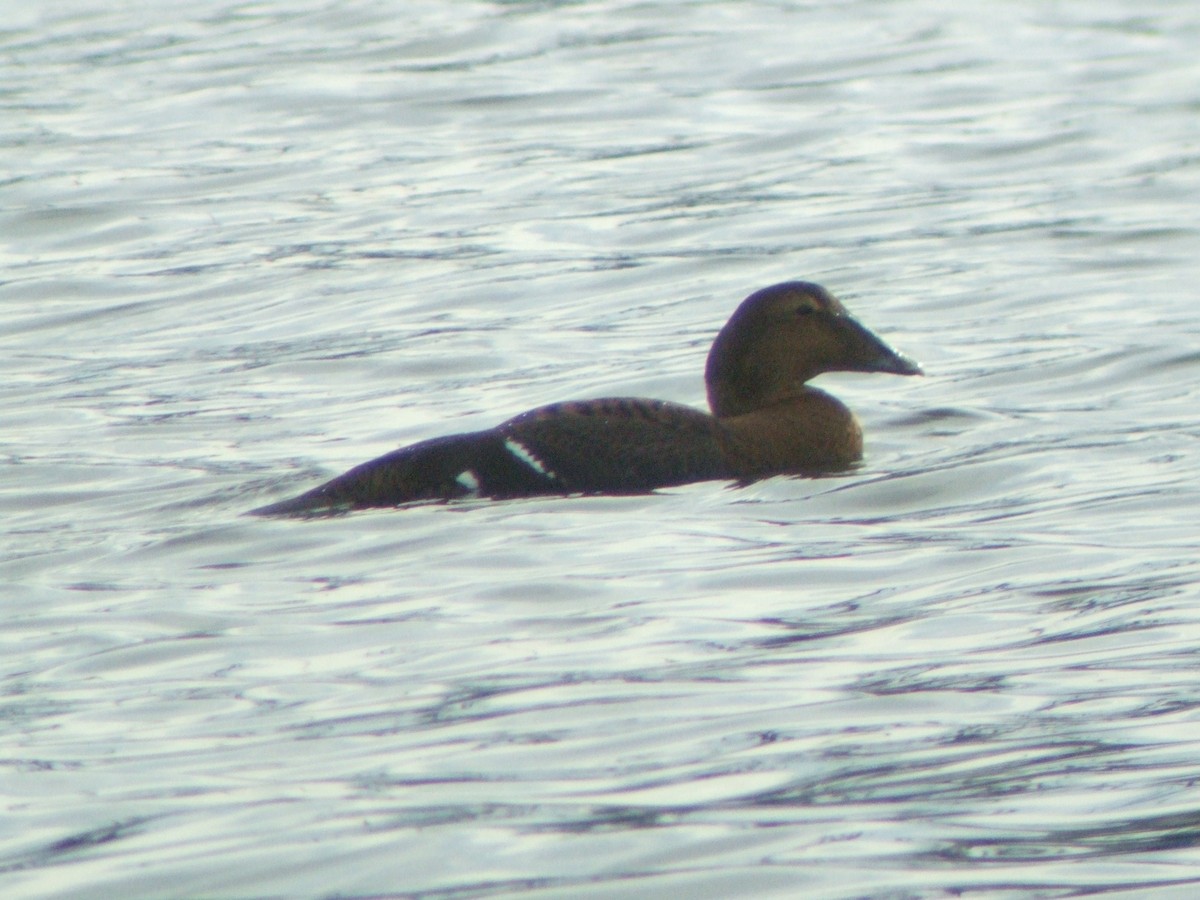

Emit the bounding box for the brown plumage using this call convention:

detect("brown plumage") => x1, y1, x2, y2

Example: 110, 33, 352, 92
249, 281, 921, 515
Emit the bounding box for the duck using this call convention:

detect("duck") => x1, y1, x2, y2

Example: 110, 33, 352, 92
249, 281, 921, 515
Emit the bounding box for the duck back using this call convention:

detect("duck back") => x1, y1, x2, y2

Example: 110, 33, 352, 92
250, 398, 727, 514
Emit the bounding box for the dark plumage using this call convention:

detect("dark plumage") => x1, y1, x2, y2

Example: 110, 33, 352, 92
250, 281, 921, 515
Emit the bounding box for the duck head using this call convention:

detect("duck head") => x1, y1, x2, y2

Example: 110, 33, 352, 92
705, 281, 922, 419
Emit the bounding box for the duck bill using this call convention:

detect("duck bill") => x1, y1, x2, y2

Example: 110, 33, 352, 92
835, 315, 923, 376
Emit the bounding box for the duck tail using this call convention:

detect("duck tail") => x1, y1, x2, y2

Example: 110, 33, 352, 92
247, 431, 502, 516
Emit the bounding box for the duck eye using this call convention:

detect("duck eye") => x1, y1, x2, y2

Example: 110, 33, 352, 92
795, 303, 816, 316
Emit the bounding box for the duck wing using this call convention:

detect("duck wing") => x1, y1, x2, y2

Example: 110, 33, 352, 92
497, 398, 727, 494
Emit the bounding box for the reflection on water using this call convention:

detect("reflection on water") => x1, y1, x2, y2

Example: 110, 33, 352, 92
4, 0, 1200, 897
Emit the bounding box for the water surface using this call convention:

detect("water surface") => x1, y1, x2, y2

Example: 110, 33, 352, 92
4, 1, 1200, 897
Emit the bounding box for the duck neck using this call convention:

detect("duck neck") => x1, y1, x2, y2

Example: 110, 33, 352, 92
706, 354, 816, 420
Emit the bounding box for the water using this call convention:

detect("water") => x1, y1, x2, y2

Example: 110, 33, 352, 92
4, 0, 1200, 896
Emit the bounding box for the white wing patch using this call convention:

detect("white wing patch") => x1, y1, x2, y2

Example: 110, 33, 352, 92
454, 470, 481, 493
503, 438, 558, 480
